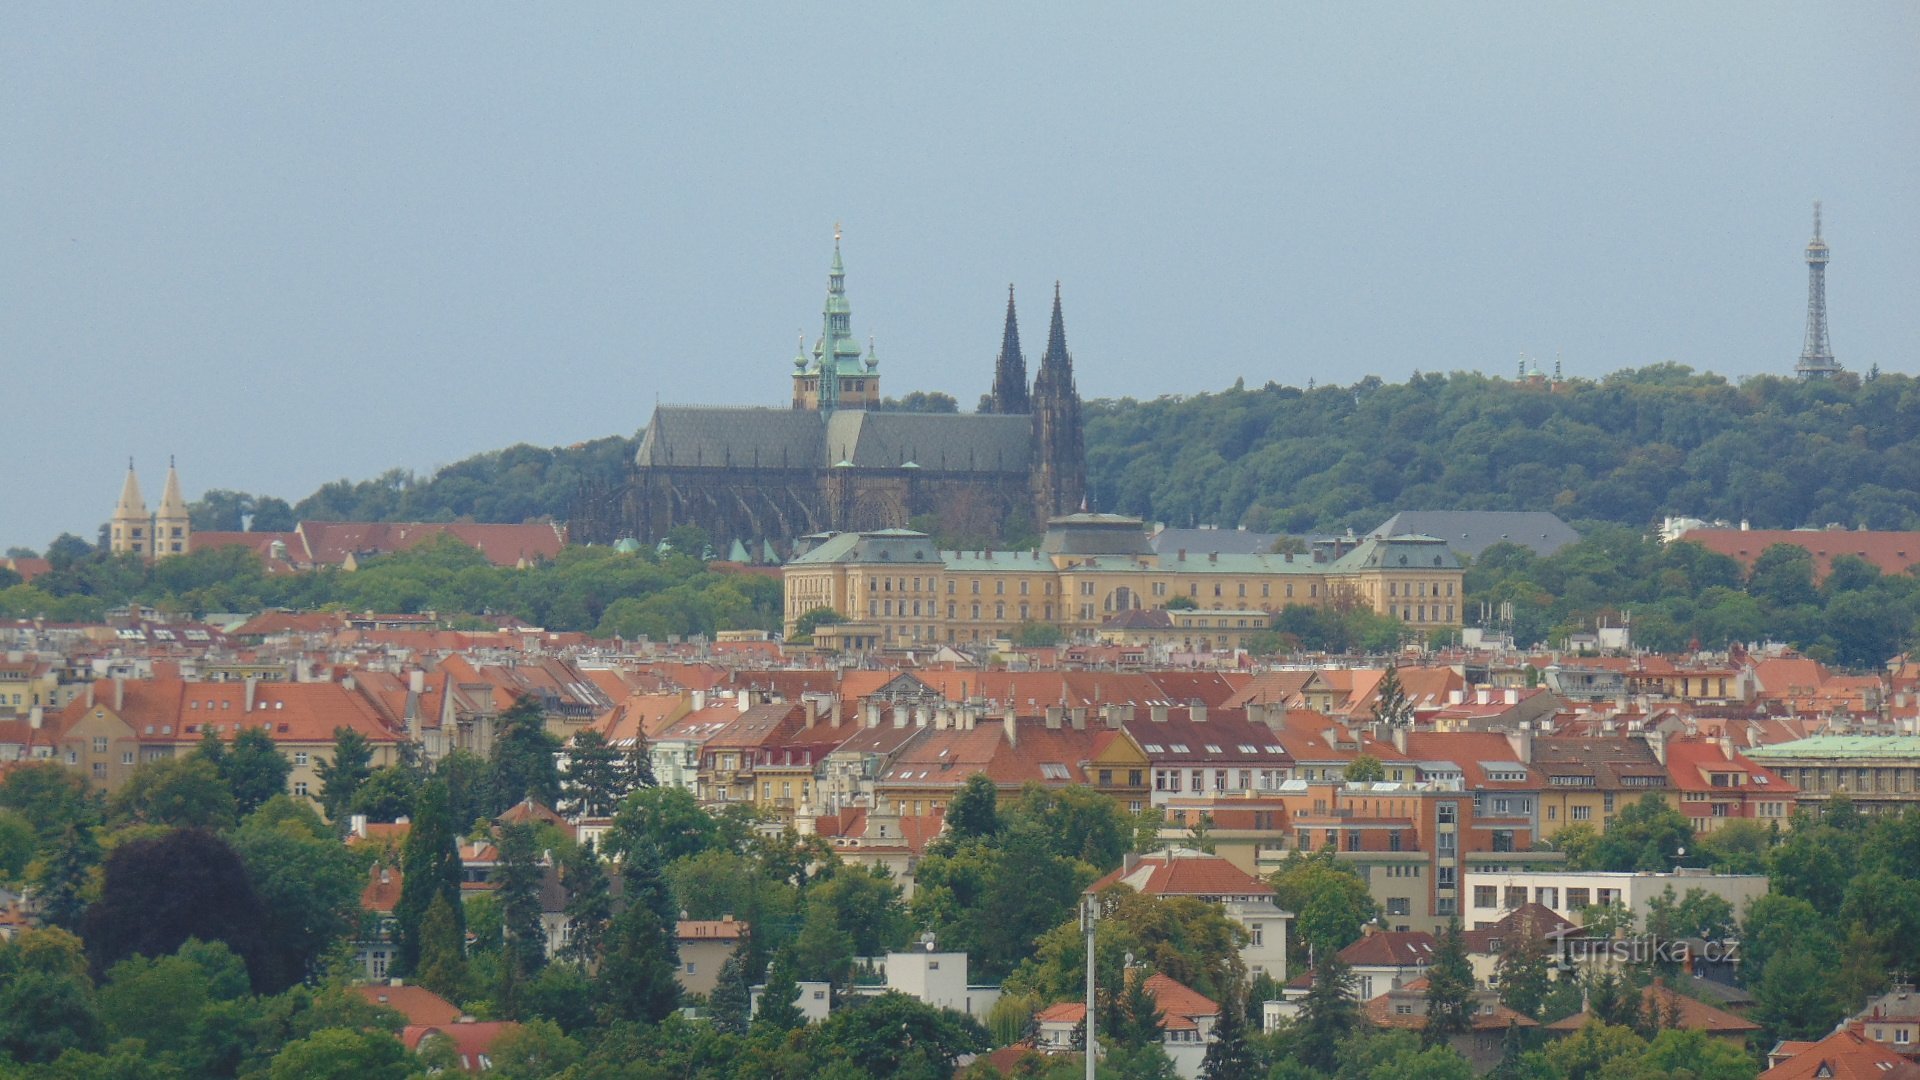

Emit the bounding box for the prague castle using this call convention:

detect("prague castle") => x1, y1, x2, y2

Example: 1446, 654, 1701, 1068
577, 232, 1086, 551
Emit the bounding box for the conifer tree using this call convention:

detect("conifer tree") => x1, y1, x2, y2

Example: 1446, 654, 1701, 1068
561, 731, 624, 818
710, 949, 752, 1035
496, 822, 548, 996
559, 840, 611, 970
754, 950, 806, 1033
416, 893, 469, 1002
1296, 953, 1356, 1074
596, 838, 679, 1024
1370, 667, 1412, 727
317, 728, 374, 823
1424, 920, 1475, 1047
1200, 986, 1259, 1080
492, 695, 562, 812
395, 778, 464, 976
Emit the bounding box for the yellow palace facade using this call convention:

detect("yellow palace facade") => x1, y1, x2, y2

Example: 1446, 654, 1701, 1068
782, 514, 1465, 648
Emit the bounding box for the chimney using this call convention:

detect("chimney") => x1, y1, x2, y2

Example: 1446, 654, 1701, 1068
804, 697, 819, 729
892, 706, 907, 729
244, 677, 258, 712
831, 695, 844, 728
1150, 703, 1169, 724
113, 675, 125, 712
1069, 707, 1086, 731
865, 702, 882, 728
409, 669, 425, 694
691, 689, 706, 712
1190, 703, 1207, 724
1504, 688, 1518, 706
1104, 704, 1134, 728
1476, 688, 1490, 706
27, 706, 42, 731
85, 682, 95, 709
738, 690, 751, 712
1003, 711, 1017, 747
1505, 728, 1533, 763
1392, 726, 1409, 755
1045, 706, 1063, 730
1718, 735, 1734, 760
913, 705, 928, 728
1449, 689, 1464, 706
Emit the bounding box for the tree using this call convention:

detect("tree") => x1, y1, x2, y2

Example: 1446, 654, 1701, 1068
1345, 754, 1386, 783
347, 763, 421, 823
223, 727, 293, 816
1269, 848, 1378, 970
711, 949, 753, 1035
493, 694, 563, 811
946, 773, 1000, 841
607, 785, 717, 863
1200, 985, 1259, 1080
790, 606, 846, 643
98, 939, 250, 1062
1013, 621, 1066, 647
1542, 1020, 1645, 1080
597, 841, 680, 1024
559, 839, 613, 969
1370, 668, 1413, 727
496, 822, 550, 1015
1295, 952, 1358, 1073
109, 756, 236, 830
415, 893, 470, 1001
1494, 914, 1555, 1020
1004, 783, 1135, 870
755, 949, 807, 1033
1423, 921, 1474, 1047
0, 808, 33, 882
1753, 946, 1845, 1041
0, 928, 103, 1065
562, 730, 625, 818
394, 778, 464, 977
265, 1028, 415, 1080
804, 991, 987, 1078
82, 828, 278, 991
229, 798, 365, 984
1112, 971, 1165, 1048
488, 1018, 583, 1079
1580, 794, 1693, 872
316, 728, 374, 823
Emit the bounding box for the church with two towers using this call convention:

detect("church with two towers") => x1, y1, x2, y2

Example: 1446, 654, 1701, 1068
589, 234, 1087, 553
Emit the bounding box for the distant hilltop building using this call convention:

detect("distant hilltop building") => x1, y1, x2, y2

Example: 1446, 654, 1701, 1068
1795, 201, 1842, 379
573, 230, 1086, 553
104, 461, 564, 570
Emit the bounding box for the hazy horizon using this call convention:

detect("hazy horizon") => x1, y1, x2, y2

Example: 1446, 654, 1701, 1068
5, 5, 1916, 549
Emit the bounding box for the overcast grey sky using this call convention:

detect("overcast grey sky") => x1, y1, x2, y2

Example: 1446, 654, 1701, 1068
4, 4, 1916, 549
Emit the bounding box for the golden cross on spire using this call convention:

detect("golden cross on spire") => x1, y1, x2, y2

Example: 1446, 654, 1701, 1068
834, 221, 842, 244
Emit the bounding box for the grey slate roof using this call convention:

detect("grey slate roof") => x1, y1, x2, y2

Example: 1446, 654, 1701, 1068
1148, 527, 1288, 556
636, 407, 824, 469
637, 406, 1030, 474
1371, 511, 1581, 558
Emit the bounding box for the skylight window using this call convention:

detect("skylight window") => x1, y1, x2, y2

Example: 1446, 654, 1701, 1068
1204, 744, 1223, 754
1143, 744, 1165, 753
1171, 744, 1190, 753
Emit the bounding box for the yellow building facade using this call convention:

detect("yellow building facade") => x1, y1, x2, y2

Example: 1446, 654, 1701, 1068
783, 515, 1465, 647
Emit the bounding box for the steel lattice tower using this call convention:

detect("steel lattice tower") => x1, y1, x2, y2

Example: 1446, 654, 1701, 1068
1795, 201, 1841, 379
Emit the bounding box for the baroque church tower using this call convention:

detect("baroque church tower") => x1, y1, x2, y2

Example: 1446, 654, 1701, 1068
1030, 283, 1086, 520
108, 458, 191, 559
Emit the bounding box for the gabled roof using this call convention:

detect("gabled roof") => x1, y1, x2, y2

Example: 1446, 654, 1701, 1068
1461, 903, 1578, 955
1087, 849, 1276, 899
1760, 1027, 1920, 1079
1339, 930, 1437, 968
1372, 511, 1580, 558
1680, 528, 1920, 583
1545, 980, 1759, 1036
350, 984, 461, 1026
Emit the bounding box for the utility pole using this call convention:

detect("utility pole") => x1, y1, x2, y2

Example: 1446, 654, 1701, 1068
1083, 893, 1098, 1080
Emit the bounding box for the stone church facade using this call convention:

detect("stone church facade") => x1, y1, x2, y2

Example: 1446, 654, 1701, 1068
578, 236, 1085, 553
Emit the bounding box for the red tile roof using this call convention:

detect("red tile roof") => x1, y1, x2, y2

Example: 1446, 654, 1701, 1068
1682, 528, 1920, 583
1088, 850, 1275, 899
1761, 1027, 1920, 1079
1339, 931, 1437, 968
402, 1021, 523, 1074
1545, 980, 1758, 1036
351, 984, 461, 1026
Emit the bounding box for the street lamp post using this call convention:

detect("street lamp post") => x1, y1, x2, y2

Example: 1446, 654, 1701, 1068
1083, 893, 1098, 1080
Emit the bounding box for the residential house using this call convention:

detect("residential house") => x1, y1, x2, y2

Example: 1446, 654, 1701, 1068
1662, 735, 1795, 833
1362, 977, 1536, 1072
1088, 848, 1291, 982
677, 917, 748, 996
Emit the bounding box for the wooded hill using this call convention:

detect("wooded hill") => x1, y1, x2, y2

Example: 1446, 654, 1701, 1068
252, 365, 1920, 539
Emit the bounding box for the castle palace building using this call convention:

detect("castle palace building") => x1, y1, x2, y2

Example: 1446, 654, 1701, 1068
598, 234, 1085, 551
784, 514, 1466, 649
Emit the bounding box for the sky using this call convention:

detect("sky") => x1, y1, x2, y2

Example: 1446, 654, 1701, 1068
4, 4, 1917, 550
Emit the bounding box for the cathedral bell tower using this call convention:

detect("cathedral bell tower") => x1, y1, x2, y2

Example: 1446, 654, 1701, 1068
109, 459, 149, 557
792, 225, 881, 410
1030, 282, 1086, 520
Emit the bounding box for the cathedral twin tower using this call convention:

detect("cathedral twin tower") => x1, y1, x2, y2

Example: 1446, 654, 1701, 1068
613, 234, 1088, 550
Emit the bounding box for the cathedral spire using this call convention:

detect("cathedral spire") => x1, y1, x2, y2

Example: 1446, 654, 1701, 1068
988, 284, 1030, 414
1030, 282, 1085, 520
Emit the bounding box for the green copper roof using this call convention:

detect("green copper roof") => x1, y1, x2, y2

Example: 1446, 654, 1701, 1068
1746, 736, 1920, 760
